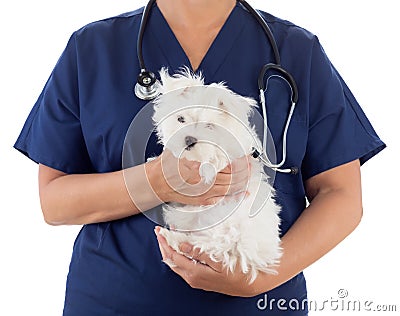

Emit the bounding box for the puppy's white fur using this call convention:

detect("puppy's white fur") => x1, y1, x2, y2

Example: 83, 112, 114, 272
153, 68, 281, 283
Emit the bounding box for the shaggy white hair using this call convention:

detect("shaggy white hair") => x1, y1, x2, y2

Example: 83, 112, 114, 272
153, 68, 282, 283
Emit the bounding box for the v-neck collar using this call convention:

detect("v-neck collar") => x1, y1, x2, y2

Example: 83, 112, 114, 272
148, 3, 246, 82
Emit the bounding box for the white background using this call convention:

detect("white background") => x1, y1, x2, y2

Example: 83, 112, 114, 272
1, 0, 398, 315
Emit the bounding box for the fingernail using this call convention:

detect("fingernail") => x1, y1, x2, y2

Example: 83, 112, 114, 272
180, 244, 192, 254
163, 259, 177, 268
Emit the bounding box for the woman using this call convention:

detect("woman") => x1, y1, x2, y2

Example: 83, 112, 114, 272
14, 0, 385, 314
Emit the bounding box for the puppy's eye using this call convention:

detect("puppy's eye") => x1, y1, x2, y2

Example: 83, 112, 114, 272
205, 123, 214, 129
177, 115, 185, 123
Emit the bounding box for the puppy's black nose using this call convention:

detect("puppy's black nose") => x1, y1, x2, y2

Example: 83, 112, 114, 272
185, 136, 197, 147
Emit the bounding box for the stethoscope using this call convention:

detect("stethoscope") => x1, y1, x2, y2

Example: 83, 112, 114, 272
134, 0, 299, 175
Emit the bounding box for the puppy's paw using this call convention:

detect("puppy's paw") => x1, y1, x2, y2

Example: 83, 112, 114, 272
199, 162, 217, 184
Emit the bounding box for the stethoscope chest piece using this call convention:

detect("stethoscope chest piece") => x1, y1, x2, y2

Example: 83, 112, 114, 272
134, 70, 161, 100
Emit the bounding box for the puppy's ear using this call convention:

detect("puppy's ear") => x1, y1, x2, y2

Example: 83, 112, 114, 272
239, 96, 258, 116
159, 67, 169, 82
215, 87, 258, 124
159, 67, 174, 94
217, 99, 228, 113
159, 67, 205, 94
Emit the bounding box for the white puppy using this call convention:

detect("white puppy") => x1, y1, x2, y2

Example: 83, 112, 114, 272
153, 68, 281, 283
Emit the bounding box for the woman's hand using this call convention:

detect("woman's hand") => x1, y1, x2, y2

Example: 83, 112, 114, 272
155, 226, 266, 297
153, 160, 364, 298
146, 150, 251, 206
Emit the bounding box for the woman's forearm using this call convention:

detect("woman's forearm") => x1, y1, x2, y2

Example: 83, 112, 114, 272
258, 189, 361, 292
39, 162, 163, 225
253, 161, 363, 294
38, 150, 246, 226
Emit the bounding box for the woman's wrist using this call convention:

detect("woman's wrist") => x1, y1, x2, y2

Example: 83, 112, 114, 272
144, 157, 168, 202
123, 160, 166, 212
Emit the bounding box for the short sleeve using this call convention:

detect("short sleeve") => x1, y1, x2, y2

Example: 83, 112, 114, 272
301, 38, 385, 180
14, 33, 93, 174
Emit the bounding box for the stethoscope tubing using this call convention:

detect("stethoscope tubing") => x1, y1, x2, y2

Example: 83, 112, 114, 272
135, 0, 299, 175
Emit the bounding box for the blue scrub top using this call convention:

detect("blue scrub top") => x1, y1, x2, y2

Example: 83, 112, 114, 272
14, 3, 385, 315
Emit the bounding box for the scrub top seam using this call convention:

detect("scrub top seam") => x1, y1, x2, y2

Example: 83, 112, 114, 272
75, 9, 144, 35
14, 105, 39, 152
15, 145, 91, 174
302, 139, 385, 180
147, 14, 187, 71
242, 6, 311, 37
205, 9, 248, 80
344, 89, 380, 141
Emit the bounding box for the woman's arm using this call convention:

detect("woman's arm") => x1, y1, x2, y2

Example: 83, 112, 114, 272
259, 159, 363, 292
155, 159, 363, 296
39, 150, 250, 226
39, 163, 155, 225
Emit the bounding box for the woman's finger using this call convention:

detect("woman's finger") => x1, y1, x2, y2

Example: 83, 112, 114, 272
178, 243, 223, 273
215, 156, 251, 183
220, 155, 250, 173
214, 166, 250, 185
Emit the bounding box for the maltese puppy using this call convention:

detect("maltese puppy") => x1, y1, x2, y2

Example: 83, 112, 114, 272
152, 68, 281, 283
